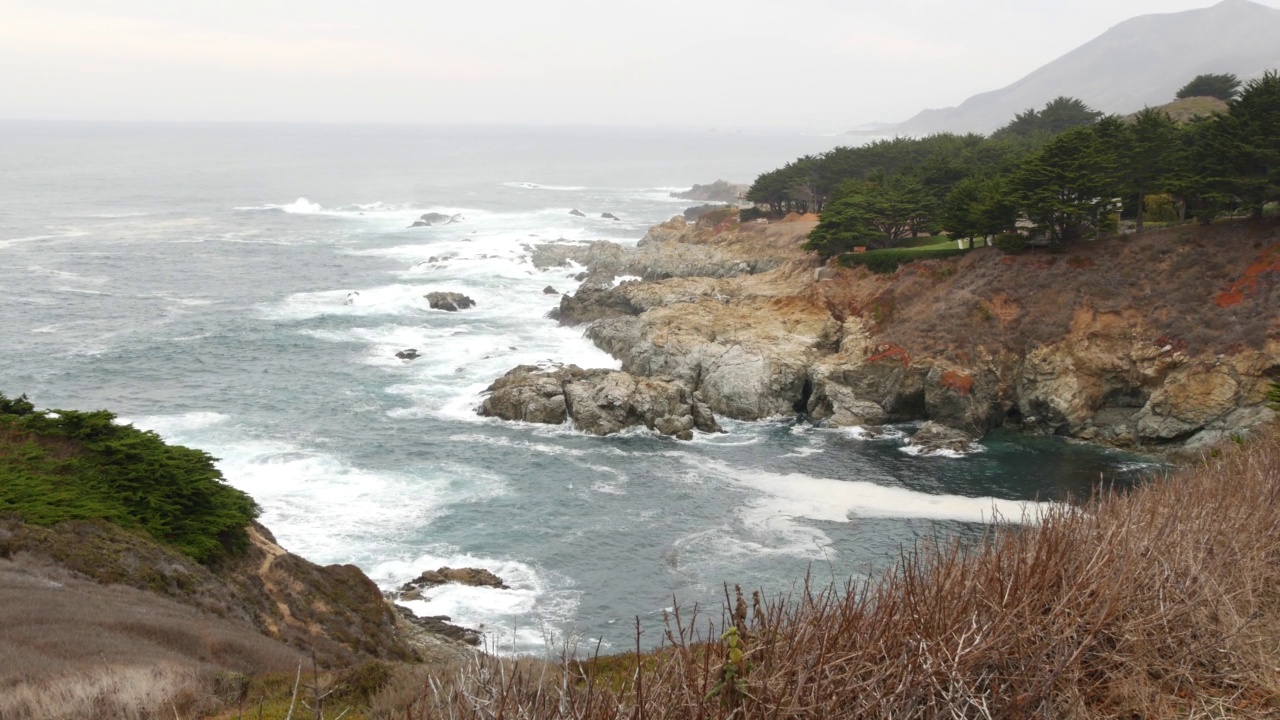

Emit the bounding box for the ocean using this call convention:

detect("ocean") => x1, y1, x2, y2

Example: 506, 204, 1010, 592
0, 121, 1148, 654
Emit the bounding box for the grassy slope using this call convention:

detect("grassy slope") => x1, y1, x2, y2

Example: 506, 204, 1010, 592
0, 394, 257, 564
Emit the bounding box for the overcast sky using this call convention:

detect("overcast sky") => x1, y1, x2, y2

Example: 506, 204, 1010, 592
1, 0, 1273, 129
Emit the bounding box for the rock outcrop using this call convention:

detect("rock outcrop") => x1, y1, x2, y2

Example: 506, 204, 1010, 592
410, 212, 463, 228
399, 567, 509, 597
478, 364, 722, 439
425, 291, 476, 312
493, 215, 1280, 452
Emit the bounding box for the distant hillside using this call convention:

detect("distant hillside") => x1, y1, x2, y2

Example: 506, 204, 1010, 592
893, 0, 1280, 135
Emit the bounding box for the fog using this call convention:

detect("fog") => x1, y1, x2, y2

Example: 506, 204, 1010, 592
1, 0, 1273, 128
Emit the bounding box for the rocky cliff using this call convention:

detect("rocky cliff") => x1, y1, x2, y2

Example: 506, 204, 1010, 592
487, 213, 1280, 453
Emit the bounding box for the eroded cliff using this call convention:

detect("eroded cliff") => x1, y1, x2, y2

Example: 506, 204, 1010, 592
488, 214, 1280, 452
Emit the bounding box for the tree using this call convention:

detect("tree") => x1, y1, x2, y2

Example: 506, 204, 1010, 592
992, 97, 1103, 140
1221, 70, 1280, 218
805, 176, 933, 257
1176, 73, 1242, 101
941, 175, 1018, 243
805, 183, 886, 258
1122, 108, 1184, 231
1015, 126, 1122, 246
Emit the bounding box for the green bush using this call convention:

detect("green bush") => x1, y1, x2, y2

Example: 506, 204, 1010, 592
992, 233, 1027, 254
0, 393, 258, 564
838, 247, 968, 274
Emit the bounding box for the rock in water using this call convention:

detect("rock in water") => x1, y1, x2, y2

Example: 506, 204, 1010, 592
401, 567, 510, 591
543, 286, 559, 295
569, 209, 586, 217
395, 349, 420, 360
478, 365, 721, 439
601, 212, 620, 221
480, 364, 570, 424
410, 212, 453, 228
906, 422, 977, 454
425, 291, 476, 312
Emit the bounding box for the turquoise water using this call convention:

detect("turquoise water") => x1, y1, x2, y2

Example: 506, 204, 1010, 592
0, 122, 1150, 653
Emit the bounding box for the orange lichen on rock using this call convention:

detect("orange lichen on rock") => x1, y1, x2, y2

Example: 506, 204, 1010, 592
867, 343, 911, 367
940, 370, 974, 396
1216, 245, 1280, 308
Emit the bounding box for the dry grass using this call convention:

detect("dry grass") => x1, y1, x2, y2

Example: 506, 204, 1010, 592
0, 553, 302, 720
386, 426, 1280, 719
821, 218, 1280, 360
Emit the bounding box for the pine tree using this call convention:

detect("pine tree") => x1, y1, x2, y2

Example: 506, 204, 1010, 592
1015, 127, 1122, 246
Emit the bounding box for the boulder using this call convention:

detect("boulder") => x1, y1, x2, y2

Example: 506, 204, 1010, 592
478, 365, 720, 439
480, 365, 571, 424
425, 292, 476, 312
569, 209, 586, 217
395, 349, 420, 361
906, 422, 978, 454
543, 286, 559, 295
601, 212, 620, 221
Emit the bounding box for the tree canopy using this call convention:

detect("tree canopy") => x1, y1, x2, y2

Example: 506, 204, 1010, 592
754, 78, 1280, 260
1176, 73, 1243, 101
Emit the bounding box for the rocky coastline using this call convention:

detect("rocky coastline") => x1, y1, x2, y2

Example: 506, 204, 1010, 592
483, 213, 1280, 454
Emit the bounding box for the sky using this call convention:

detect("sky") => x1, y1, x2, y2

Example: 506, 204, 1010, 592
1, 0, 1275, 129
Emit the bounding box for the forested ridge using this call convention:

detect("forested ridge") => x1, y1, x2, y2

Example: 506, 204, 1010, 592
746, 72, 1280, 260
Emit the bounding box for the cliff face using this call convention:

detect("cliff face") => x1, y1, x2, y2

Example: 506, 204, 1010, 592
497, 215, 1280, 452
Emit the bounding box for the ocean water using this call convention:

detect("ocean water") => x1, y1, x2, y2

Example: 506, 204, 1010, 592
0, 122, 1150, 654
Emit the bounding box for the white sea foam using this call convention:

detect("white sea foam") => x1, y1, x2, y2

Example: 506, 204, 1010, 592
372, 551, 579, 653
121, 412, 509, 564
281, 197, 323, 214
502, 182, 589, 191
899, 443, 986, 459
683, 459, 1051, 560
0, 230, 90, 250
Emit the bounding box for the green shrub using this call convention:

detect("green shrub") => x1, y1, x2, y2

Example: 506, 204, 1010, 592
0, 393, 258, 564
992, 233, 1027, 254
838, 247, 968, 274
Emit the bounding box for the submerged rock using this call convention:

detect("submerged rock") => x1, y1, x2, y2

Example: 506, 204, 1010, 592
425, 291, 476, 312
395, 349, 420, 360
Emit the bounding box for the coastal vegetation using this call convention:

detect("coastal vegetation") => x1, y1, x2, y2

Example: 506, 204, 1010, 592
0, 393, 257, 564
749, 71, 1280, 260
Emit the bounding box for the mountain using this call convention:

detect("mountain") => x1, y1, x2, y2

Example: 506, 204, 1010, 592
892, 0, 1280, 136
